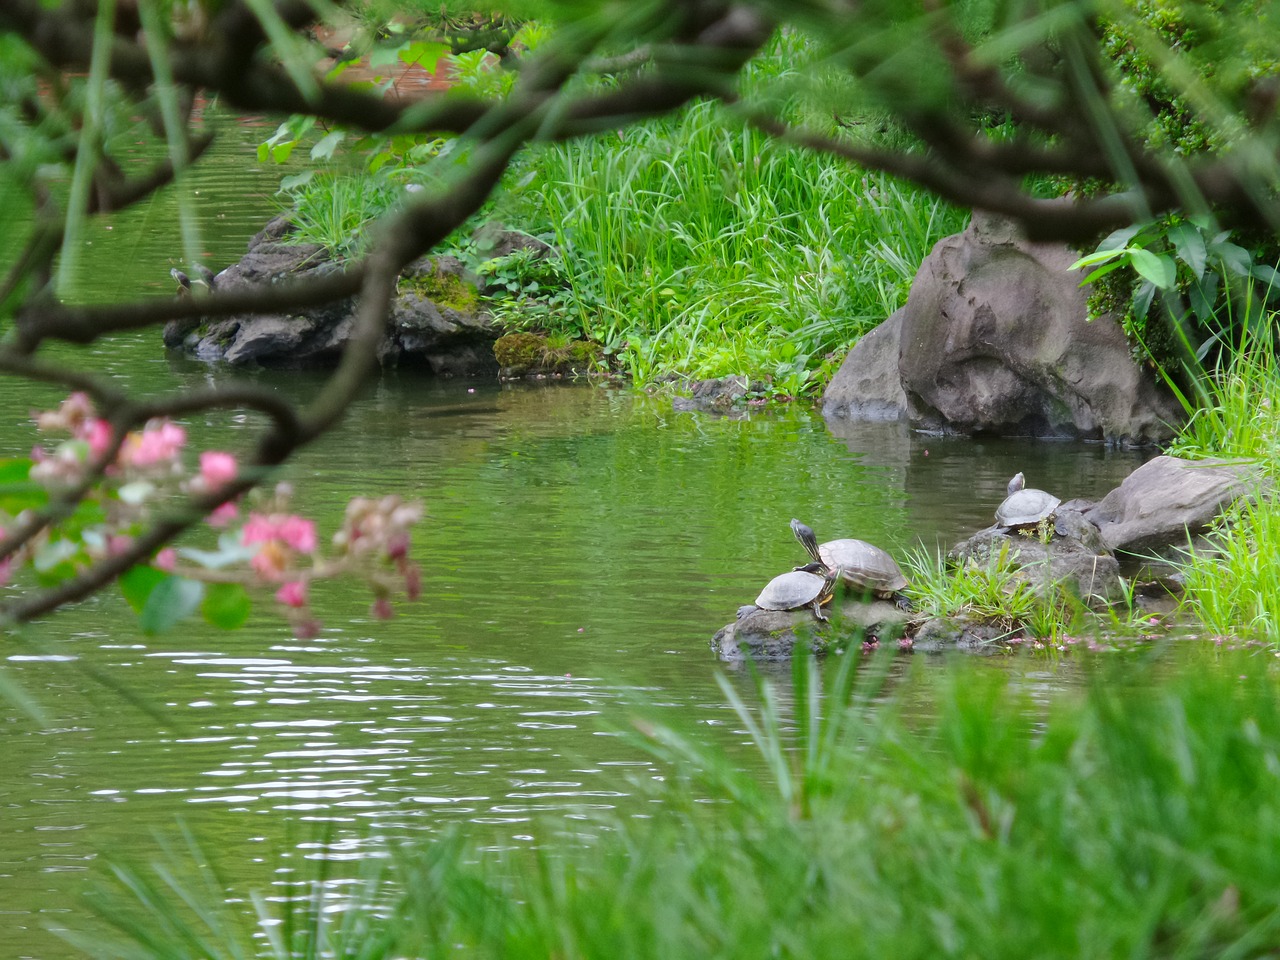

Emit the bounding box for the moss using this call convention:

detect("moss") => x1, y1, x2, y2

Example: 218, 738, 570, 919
493, 332, 546, 369
493, 332, 605, 376
402, 270, 478, 312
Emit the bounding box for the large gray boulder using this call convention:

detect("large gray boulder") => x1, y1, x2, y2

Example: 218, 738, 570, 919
165, 216, 501, 373
1084, 455, 1264, 553
824, 212, 1183, 444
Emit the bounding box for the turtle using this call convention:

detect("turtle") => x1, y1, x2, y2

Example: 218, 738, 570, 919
170, 267, 192, 297
789, 518, 911, 608
193, 263, 218, 290
994, 472, 1061, 532
754, 568, 838, 621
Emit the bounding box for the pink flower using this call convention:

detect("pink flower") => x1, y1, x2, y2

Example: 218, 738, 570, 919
242, 513, 315, 552
241, 513, 277, 545
275, 580, 308, 608
153, 548, 177, 572
251, 541, 288, 580
276, 516, 317, 553
199, 451, 238, 488
207, 501, 239, 527
371, 596, 394, 620
82, 419, 113, 460
121, 420, 185, 468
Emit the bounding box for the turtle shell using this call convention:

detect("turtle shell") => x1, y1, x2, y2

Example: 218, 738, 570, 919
995, 488, 1061, 527
818, 539, 909, 595
755, 570, 831, 611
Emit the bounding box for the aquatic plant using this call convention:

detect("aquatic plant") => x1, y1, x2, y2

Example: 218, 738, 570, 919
900, 545, 1089, 644
76, 649, 1280, 958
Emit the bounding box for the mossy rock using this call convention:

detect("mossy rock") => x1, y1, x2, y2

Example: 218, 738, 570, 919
493, 332, 604, 378
402, 270, 479, 312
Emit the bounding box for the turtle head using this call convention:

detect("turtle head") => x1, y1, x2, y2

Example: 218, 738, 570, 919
790, 518, 824, 561
1007, 472, 1026, 495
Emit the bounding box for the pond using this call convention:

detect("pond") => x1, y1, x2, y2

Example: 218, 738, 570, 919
0, 111, 1151, 958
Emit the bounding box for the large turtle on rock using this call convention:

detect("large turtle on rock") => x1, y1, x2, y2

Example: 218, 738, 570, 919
995, 472, 1061, 533
790, 518, 911, 609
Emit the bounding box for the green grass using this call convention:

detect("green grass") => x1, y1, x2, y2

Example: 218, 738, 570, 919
490, 86, 964, 394
80, 649, 1280, 959
279, 28, 966, 397
1164, 332, 1280, 643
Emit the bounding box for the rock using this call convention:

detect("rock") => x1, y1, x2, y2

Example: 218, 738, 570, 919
471, 222, 556, 264
493, 332, 603, 379
949, 519, 1122, 602
1084, 455, 1264, 553
823, 211, 1183, 444
822, 310, 909, 421
911, 617, 1016, 653
710, 598, 910, 662
165, 217, 502, 373
673, 375, 768, 412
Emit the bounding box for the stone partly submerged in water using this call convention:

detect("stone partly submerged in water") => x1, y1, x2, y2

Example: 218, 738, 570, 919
1081, 455, 1267, 554
822, 210, 1184, 445
164, 216, 517, 374
710, 598, 912, 663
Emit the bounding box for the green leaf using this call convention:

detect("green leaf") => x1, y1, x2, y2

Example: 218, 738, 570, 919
1068, 248, 1125, 272
139, 576, 205, 635
177, 539, 258, 570
1166, 223, 1207, 278
1080, 259, 1130, 287
310, 130, 345, 161
0, 457, 47, 514
369, 42, 406, 69
399, 40, 450, 72
1132, 279, 1157, 320
34, 538, 78, 573
279, 170, 314, 192
120, 564, 167, 614
1250, 263, 1280, 294
1210, 240, 1252, 277
1128, 248, 1177, 289
201, 582, 252, 630
1093, 223, 1143, 252
117, 480, 156, 506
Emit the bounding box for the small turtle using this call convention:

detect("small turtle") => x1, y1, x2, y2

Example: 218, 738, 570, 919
790, 519, 910, 608
193, 263, 217, 289
994, 472, 1061, 532
754, 569, 838, 621
170, 267, 192, 297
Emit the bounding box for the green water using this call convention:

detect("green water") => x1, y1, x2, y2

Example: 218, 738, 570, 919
0, 113, 1151, 958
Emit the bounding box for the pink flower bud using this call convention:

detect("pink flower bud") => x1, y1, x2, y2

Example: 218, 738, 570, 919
371, 596, 394, 620
207, 501, 239, 528
153, 548, 177, 572
199, 451, 238, 488
275, 580, 308, 608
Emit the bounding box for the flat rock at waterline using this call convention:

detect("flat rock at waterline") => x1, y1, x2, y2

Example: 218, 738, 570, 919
710, 599, 910, 662
823, 210, 1183, 444
1084, 455, 1266, 553
164, 215, 502, 374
